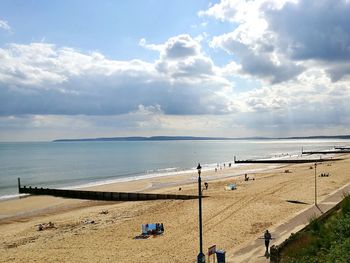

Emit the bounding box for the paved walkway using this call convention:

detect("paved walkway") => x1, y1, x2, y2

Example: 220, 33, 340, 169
229, 183, 350, 263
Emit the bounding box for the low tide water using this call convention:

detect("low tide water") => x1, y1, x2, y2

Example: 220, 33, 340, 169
1, 139, 349, 200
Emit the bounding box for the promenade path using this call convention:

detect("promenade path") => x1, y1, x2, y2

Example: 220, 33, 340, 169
228, 182, 350, 263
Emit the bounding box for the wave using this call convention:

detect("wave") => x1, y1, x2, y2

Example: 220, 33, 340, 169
0, 193, 29, 201
60, 159, 244, 190
1, 139, 341, 200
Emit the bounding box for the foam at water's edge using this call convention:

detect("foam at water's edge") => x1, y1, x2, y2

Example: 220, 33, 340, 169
0, 159, 243, 199
0, 193, 29, 202
62, 160, 242, 190
0, 149, 335, 200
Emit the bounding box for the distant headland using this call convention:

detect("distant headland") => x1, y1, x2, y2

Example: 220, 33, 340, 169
52, 135, 350, 142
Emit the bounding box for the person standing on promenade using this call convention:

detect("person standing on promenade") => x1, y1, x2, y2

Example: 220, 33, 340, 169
264, 230, 272, 255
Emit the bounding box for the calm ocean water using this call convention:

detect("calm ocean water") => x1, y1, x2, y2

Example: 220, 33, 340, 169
1, 139, 349, 200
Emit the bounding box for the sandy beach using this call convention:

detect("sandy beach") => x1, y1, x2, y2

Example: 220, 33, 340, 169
1, 155, 350, 262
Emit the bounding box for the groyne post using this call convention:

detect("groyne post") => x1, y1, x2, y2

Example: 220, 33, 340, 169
18, 177, 21, 193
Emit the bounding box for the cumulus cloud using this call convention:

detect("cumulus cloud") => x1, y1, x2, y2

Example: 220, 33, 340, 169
266, 0, 350, 80
199, 0, 296, 23
201, 0, 350, 83
140, 34, 201, 59
147, 34, 218, 79
0, 20, 11, 31
0, 36, 233, 117
267, 0, 350, 62
228, 66, 350, 136
161, 34, 201, 59
211, 33, 304, 83
2, 6, 350, 139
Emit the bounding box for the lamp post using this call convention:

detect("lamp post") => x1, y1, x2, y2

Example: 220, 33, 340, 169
314, 163, 317, 205
197, 163, 205, 263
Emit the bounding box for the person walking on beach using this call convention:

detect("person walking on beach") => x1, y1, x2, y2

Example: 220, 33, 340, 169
264, 230, 272, 254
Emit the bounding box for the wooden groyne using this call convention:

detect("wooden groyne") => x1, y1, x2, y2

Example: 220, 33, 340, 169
233, 157, 341, 164
334, 146, 350, 150
17, 179, 199, 201
302, 150, 350, 154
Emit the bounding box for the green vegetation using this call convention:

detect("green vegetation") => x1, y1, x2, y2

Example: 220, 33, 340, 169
280, 195, 350, 263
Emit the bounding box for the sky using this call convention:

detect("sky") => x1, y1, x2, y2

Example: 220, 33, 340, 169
0, 0, 350, 141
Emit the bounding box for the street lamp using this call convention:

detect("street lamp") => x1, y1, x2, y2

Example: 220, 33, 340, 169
314, 163, 317, 205
197, 163, 205, 263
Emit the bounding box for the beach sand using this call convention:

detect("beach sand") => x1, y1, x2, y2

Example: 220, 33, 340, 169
1, 155, 350, 262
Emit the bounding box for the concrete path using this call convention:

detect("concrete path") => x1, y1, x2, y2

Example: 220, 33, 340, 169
229, 183, 350, 263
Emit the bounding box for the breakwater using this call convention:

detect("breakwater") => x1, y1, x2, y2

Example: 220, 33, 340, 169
233, 157, 341, 164
302, 150, 350, 154
17, 179, 199, 201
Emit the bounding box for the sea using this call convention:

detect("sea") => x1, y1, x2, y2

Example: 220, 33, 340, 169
1, 139, 349, 200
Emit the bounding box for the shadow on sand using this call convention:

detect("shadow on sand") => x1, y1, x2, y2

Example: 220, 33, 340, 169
286, 200, 309, 205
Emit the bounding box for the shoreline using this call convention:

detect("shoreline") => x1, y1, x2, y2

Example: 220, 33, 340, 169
0, 160, 266, 203
0, 160, 238, 202
0, 151, 341, 221
1, 139, 347, 201
0, 162, 276, 222
1, 155, 350, 262
1, 151, 327, 202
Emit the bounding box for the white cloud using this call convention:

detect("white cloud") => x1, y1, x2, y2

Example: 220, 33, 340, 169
139, 34, 204, 60
160, 34, 201, 59
201, 0, 350, 83
230, 67, 350, 136
139, 38, 162, 52
199, 0, 297, 25
0, 36, 234, 117
0, 20, 11, 31
200, 0, 303, 83
2, 9, 350, 140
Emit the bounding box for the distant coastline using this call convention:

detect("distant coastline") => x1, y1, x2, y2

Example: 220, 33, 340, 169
52, 135, 350, 142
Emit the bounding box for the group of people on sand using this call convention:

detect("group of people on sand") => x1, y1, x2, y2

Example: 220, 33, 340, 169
214, 162, 232, 172
37, 221, 55, 231
244, 174, 255, 181
178, 182, 209, 192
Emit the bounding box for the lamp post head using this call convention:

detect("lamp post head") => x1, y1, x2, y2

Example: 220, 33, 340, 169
197, 163, 202, 176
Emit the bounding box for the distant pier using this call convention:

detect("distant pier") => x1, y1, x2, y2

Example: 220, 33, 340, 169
17, 178, 200, 201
